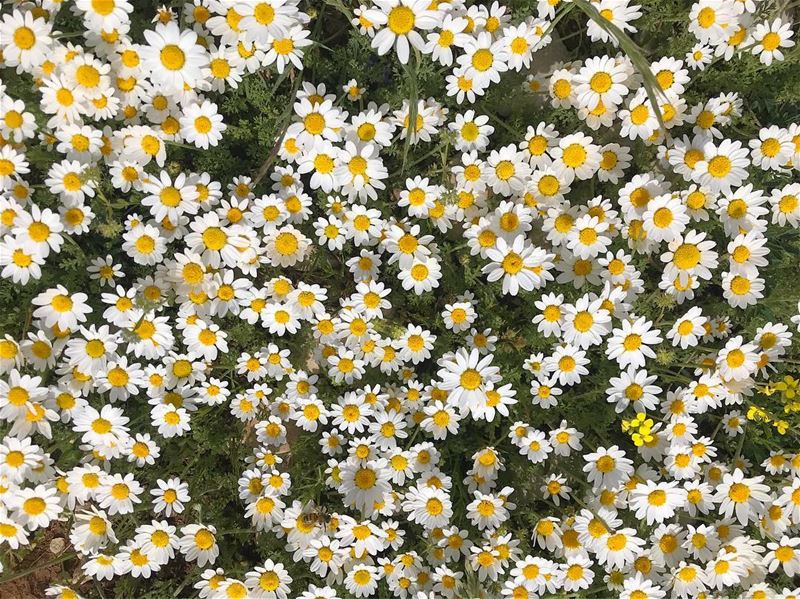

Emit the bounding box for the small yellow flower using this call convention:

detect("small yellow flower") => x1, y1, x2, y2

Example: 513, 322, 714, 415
775, 376, 799, 400
747, 405, 770, 422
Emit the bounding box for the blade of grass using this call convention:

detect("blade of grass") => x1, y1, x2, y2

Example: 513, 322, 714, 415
400, 50, 420, 175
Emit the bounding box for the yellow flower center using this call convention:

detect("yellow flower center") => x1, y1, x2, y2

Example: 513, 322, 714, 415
160, 44, 186, 70
194, 529, 214, 549
707, 155, 732, 178
472, 49, 494, 71
459, 368, 481, 390
387, 6, 415, 34
762, 31, 782, 51
562, 144, 586, 167
590, 72, 612, 93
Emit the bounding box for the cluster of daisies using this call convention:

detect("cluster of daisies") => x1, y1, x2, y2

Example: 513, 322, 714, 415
352, 0, 795, 106
1, 1, 800, 598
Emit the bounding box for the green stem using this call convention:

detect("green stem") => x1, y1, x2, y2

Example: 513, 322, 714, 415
252, 72, 303, 187
0, 551, 77, 585
733, 423, 747, 463
95, 187, 114, 220
484, 109, 521, 138
95, 581, 108, 599
164, 140, 199, 151
542, 3, 576, 40
404, 144, 444, 172
62, 233, 88, 260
